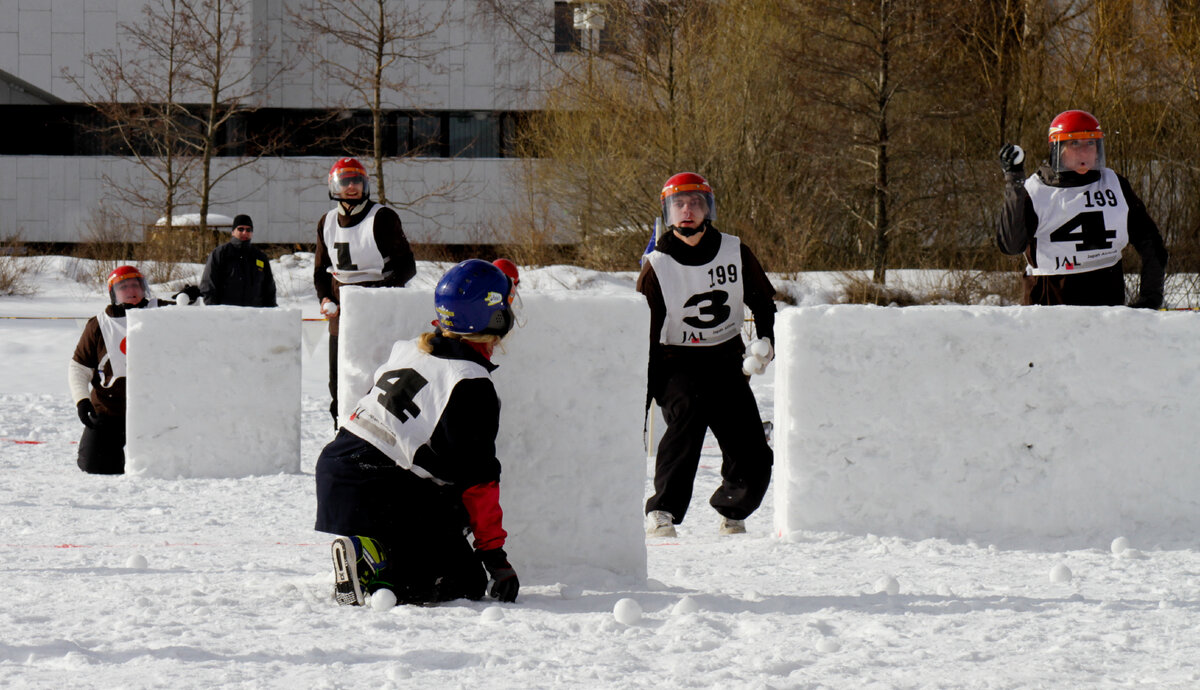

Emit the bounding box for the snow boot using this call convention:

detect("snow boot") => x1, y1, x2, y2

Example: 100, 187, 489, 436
331, 535, 389, 606
718, 517, 746, 535
646, 510, 677, 537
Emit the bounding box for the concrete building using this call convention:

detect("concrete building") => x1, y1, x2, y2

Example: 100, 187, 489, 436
0, 0, 575, 247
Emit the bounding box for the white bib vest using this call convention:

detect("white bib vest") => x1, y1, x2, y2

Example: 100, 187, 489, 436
649, 233, 745, 347
322, 204, 389, 283
345, 339, 491, 483
1025, 168, 1129, 275
96, 300, 163, 387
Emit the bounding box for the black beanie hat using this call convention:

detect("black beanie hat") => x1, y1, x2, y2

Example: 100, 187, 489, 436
232, 214, 253, 229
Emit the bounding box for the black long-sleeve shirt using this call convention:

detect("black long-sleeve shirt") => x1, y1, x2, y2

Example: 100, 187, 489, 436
997, 165, 1168, 307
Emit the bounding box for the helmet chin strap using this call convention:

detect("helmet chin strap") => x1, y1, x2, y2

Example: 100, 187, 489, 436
670, 218, 711, 238
338, 199, 369, 216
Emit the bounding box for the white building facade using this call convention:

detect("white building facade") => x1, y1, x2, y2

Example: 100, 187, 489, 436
0, 0, 573, 246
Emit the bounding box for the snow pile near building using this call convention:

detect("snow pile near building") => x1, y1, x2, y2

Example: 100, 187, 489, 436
125, 306, 302, 477
338, 286, 649, 582
774, 304, 1200, 547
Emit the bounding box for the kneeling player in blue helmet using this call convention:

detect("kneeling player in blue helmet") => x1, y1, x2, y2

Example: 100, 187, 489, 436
314, 258, 521, 606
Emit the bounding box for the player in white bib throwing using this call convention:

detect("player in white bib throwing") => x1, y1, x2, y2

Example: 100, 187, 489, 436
315, 259, 520, 607
314, 157, 417, 429
997, 110, 1167, 307
638, 172, 777, 537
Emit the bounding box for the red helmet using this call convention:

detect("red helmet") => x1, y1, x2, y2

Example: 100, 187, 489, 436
660, 172, 716, 226
492, 258, 520, 306
106, 265, 149, 305
1048, 110, 1106, 173
328, 157, 370, 202
492, 258, 519, 285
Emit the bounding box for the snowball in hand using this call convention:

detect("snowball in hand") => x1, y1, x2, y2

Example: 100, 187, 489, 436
613, 598, 642, 625
743, 356, 765, 376
750, 339, 771, 359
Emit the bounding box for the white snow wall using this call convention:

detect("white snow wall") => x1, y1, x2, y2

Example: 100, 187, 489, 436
125, 307, 302, 478
774, 305, 1200, 546
338, 287, 649, 582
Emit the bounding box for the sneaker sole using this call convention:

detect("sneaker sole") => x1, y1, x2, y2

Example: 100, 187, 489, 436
646, 525, 677, 537
331, 537, 365, 606
719, 523, 747, 535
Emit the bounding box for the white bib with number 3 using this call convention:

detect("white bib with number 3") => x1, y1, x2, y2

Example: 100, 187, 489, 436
649, 233, 745, 347
1025, 168, 1129, 275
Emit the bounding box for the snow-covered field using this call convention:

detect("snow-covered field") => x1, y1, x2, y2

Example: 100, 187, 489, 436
3, 254, 1200, 688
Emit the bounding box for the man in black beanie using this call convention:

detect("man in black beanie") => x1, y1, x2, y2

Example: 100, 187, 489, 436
200, 213, 278, 307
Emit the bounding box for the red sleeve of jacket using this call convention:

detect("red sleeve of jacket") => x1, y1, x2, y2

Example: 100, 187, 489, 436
461, 480, 507, 552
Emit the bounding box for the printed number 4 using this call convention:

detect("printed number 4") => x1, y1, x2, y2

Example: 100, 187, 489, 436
1048, 211, 1116, 251
375, 368, 428, 422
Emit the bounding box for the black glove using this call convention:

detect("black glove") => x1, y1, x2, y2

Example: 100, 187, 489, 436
173, 285, 201, 304
478, 548, 519, 603
998, 143, 1026, 175
76, 399, 101, 429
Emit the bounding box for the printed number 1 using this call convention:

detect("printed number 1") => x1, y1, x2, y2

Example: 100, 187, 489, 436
334, 242, 359, 271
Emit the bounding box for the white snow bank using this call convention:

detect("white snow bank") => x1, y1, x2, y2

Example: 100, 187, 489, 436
338, 286, 649, 583
774, 304, 1200, 547
125, 307, 301, 477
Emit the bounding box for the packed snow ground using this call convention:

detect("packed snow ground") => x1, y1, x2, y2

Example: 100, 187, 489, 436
3, 255, 1200, 688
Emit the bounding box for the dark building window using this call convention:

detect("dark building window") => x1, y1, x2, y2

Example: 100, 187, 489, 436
450, 112, 500, 158
0, 105, 534, 159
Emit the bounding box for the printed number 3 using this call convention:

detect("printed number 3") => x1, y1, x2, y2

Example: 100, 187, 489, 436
682, 290, 731, 329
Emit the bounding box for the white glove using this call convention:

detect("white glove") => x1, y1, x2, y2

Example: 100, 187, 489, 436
322, 301, 339, 317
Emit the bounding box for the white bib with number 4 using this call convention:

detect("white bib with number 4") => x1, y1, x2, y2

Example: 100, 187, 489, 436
1025, 168, 1129, 275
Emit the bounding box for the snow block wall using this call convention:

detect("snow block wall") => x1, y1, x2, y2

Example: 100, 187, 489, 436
339, 287, 650, 582
125, 307, 302, 478
774, 305, 1200, 545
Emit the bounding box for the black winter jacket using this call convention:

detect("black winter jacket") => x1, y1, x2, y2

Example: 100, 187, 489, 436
200, 238, 277, 307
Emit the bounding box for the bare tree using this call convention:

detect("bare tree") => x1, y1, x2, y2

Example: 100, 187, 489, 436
786, 0, 973, 284
177, 0, 292, 232
290, 0, 453, 205
65, 0, 198, 233
475, 0, 821, 271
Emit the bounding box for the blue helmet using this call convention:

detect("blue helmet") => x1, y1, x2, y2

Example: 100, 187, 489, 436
434, 259, 515, 336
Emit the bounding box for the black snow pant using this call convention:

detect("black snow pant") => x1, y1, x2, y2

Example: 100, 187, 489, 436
645, 361, 773, 524
328, 333, 339, 429
77, 415, 126, 475
314, 429, 487, 604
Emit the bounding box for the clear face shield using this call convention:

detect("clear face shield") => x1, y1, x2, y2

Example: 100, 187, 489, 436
110, 277, 149, 305
1050, 134, 1105, 174
329, 169, 370, 202
662, 191, 716, 234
